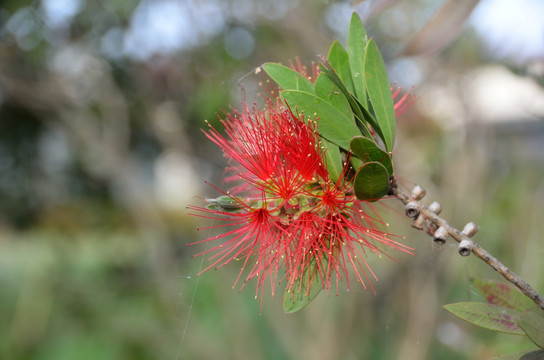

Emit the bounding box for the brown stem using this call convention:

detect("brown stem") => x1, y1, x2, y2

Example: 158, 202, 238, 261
390, 179, 544, 311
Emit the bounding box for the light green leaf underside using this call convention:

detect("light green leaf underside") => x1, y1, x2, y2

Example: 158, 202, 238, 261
262, 62, 314, 92
443, 302, 525, 335
517, 312, 544, 349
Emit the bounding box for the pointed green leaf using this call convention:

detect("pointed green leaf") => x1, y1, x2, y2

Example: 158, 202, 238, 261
489, 349, 544, 360
262, 62, 314, 92
319, 63, 372, 138
322, 139, 343, 182
347, 12, 368, 107
283, 260, 323, 313
350, 136, 393, 175
295, 75, 314, 93
280, 90, 360, 150
314, 73, 352, 117
364, 39, 396, 151
472, 278, 540, 313
443, 302, 525, 335
327, 41, 355, 94
353, 161, 390, 201
352, 95, 386, 144
518, 312, 544, 349
319, 61, 386, 145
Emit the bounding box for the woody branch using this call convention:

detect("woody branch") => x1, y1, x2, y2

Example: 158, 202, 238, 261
390, 178, 544, 311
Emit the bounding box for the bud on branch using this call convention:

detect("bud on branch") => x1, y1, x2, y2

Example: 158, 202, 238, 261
391, 178, 544, 311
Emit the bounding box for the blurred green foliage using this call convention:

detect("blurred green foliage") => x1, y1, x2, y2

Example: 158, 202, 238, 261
1, 0, 543, 359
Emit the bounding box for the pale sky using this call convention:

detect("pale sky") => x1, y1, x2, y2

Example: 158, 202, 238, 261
470, 0, 544, 62
39, 0, 544, 62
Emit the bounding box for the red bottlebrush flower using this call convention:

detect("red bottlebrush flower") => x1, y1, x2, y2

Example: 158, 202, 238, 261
392, 85, 418, 117
290, 58, 320, 83
188, 98, 414, 310
205, 101, 328, 201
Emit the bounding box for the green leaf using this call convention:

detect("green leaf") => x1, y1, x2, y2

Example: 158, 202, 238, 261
327, 41, 354, 94
350, 136, 393, 175
205, 195, 242, 211
283, 260, 323, 313
352, 96, 386, 143
347, 12, 368, 107
364, 39, 397, 151
319, 63, 372, 138
472, 278, 540, 313
262, 62, 314, 92
353, 161, 390, 201
443, 302, 525, 335
489, 349, 544, 360
322, 139, 343, 182
296, 76, 314, 93
314, 73, 352, 117
518, 312, 544, 349
280, 90, 360, 150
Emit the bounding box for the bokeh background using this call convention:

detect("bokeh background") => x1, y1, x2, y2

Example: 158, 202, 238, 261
1, 0, 544, 359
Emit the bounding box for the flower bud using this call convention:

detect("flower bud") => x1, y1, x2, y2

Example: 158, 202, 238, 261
458, 239, 473, 256
405, 201, 420, 218
411, 185, 426, 200
411, 214, 426, 230
433, 226, 448, 244
206, 195, 242, 211
461, 222, 478, 237
428, 201, 442, 215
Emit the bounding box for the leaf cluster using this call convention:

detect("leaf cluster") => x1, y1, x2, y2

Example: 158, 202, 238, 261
263, 12, 397, 202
